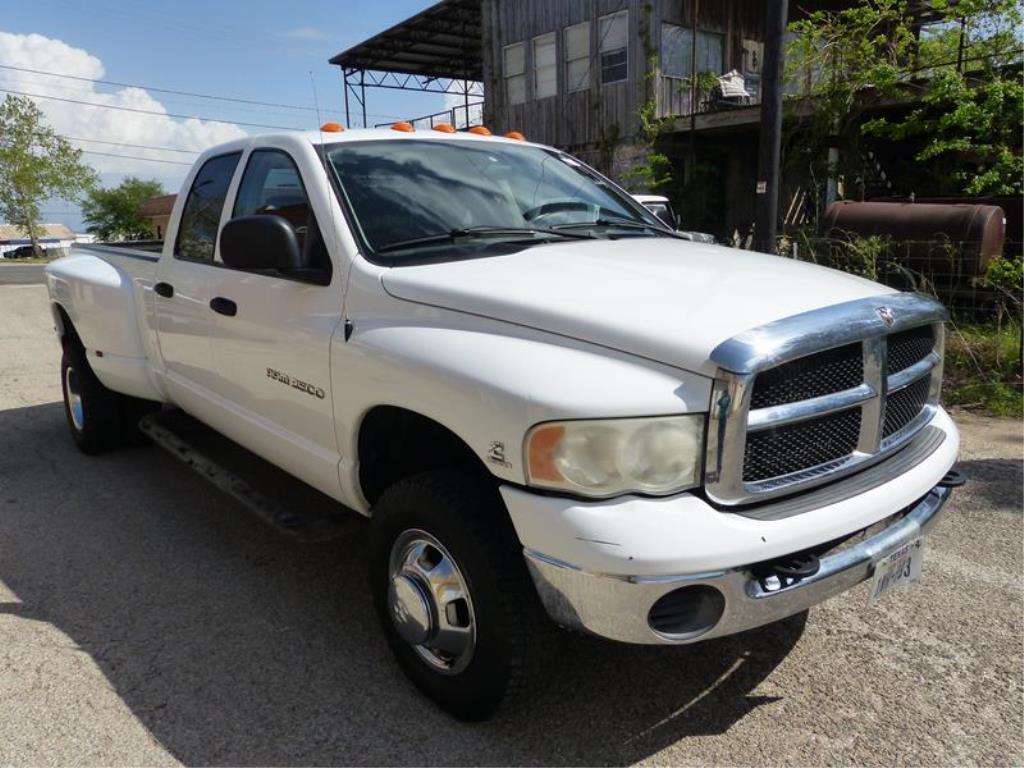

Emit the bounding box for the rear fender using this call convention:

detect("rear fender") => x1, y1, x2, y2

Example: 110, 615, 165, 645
46, 253, 165, 401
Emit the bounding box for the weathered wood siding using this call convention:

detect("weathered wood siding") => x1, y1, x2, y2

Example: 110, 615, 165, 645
481, 0, 780, 153
654, 1, 768, 119
482, 0, 651, 154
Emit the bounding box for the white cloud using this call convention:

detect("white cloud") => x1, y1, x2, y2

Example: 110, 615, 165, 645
0, 29, 248, 228
284, 27, 325, 40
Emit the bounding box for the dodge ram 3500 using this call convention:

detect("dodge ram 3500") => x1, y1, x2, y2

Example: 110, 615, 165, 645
46, 127, 961, 720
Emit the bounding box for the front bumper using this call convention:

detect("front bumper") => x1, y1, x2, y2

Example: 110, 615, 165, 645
523, 484, 951, 644
502, 407, 959, 645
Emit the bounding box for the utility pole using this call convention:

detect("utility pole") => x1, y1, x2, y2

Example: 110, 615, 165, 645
754, 0, 788, 253
688, 0, 699, 173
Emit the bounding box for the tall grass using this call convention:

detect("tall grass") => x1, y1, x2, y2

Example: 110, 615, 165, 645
786, 233, 1022, 418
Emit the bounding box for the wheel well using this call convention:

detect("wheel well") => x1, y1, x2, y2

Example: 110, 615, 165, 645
53, 304, 79, 350
358, 406, 491, 506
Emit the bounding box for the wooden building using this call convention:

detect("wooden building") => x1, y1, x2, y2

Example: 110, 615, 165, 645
330, 0, 854, 239
482, 1, 776, 162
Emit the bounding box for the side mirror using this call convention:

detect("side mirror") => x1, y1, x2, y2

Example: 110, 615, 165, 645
220, 215, 303, 271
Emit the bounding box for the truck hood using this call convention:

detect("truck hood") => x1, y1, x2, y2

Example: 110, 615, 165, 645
381, 238, 894, 375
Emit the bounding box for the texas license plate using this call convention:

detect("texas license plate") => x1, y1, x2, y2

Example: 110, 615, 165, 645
869, 537, 924, 603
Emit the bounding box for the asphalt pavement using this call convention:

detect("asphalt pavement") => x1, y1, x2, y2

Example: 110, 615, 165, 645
0, 284, 1021, 766
0, 263, 46, 285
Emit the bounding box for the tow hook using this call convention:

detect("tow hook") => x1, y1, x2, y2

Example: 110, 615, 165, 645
769, 552, 821, 579
937, 469, 966, 488
756, 552, 821, 592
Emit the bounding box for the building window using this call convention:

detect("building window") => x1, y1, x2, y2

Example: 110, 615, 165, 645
661, 23, 688, 78
599, 11, 628, 84
660, 23, 724, 78
697, 30, 724, 74
533, 32, 557, 99
564, 21, 590, 92
504, 42, 526, 105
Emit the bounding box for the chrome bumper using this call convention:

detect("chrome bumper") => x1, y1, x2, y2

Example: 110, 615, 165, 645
524, 484, 952, 645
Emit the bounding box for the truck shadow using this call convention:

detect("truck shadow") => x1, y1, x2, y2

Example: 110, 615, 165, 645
0, 401, 804, 766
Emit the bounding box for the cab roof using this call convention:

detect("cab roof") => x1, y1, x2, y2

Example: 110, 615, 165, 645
195, 127, 540, 163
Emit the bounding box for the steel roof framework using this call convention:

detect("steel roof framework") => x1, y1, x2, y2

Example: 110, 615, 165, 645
329, 0, 483, 128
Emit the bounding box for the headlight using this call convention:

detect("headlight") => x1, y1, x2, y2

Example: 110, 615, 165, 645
525, 415, 705, 498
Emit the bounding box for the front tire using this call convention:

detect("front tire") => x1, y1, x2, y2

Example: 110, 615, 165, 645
60, 343, 124, 454
368, 470, 543, 721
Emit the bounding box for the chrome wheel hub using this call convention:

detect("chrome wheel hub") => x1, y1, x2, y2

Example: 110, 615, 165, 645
390, 574, 433, 645
387, 529, 476, 674
64, 365, 84, 431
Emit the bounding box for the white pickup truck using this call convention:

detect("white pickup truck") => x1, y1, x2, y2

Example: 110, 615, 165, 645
46, 126, 961, 719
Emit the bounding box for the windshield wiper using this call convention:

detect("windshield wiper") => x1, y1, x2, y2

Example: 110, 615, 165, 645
375, 226, 595, 255
552, 218, 682, 237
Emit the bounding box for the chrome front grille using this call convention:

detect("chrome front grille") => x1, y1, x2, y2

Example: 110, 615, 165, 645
749, 343, 864, 409
743, 408, 862, 482
705, 294, 947, 506
887, 325, 936, 374
883, 375, 932, 438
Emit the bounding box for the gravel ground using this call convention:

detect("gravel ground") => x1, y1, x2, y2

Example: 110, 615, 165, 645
0, 284, 1021, 766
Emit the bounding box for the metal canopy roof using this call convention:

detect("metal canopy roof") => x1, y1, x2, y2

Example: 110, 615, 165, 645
329, 0, 482, 81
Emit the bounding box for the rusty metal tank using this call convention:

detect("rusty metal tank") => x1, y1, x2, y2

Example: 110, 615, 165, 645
823, 201, 1007, 277
870, 195, 1021, 257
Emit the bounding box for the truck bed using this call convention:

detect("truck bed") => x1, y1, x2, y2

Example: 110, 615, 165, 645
74, 240, 163, 259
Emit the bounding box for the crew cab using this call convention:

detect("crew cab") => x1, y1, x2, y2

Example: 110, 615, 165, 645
46, 126, 960, 719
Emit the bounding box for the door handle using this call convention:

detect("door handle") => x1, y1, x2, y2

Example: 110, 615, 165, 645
209, 297, 237, 317
154, 282, 174, 298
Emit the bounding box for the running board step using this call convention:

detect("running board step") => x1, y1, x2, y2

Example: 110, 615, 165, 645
139, 410, 363, 543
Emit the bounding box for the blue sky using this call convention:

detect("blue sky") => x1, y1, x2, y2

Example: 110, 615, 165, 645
1, 0, 456, 231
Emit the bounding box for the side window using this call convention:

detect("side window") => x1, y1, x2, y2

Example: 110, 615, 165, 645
504, 43, 526, 105
231, 149, 331, 276
175, 152, 241, 261
532, 32, 557, 99
564, 21, 591, 92
599, 11, 628, 84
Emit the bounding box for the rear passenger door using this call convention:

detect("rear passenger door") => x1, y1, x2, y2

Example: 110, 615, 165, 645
155, 151, 240, 409
203, 147, 345, 498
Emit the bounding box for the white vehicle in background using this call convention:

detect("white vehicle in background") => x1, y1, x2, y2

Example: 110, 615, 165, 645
45, 125, 961, 720
632, 193, 716, 243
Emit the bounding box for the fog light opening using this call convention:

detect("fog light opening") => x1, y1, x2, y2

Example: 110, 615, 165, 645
648, 585, 725, 639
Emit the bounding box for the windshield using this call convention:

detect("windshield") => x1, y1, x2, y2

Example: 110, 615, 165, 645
325, 139, 669, 260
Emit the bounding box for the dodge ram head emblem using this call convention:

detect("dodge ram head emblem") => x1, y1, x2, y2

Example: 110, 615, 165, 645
876, 306, 896, 326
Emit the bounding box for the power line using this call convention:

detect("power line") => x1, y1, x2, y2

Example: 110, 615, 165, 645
79, 149, 193, 166
0, 87, 305, 131
0, 63, 409, 121
65, 136, 199, 154
1, 74, 315, 120
0, 62, 319, 112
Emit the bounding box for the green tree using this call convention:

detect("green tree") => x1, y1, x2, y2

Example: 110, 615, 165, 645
82, 177, 166, 240
786, 0, 1023, 199
0, 95, 97, 251
862, 57, 1023, 195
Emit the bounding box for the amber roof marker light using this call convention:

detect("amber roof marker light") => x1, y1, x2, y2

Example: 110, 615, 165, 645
432, 123, 456, 133
467, 125, 492, 136
504, 131, 526, 141
391, 121, 415, 132
320, 122, 345, 132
